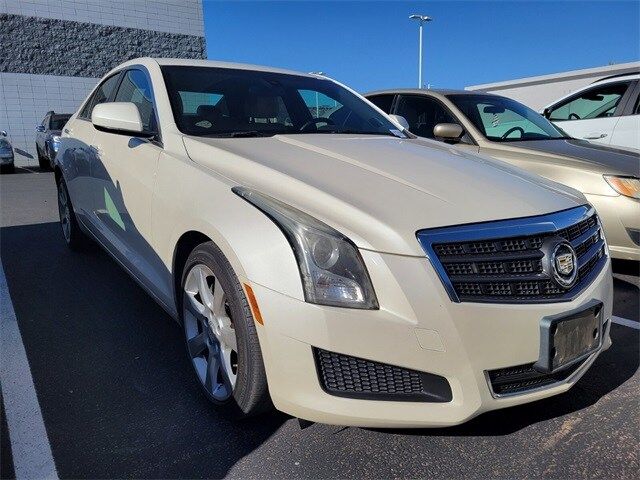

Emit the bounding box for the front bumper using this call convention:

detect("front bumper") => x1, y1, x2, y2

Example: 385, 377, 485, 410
250, 250, 613, 428
586, 193, 640, 261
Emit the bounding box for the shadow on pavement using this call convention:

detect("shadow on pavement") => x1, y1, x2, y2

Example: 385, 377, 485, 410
1, 222, 286, 479
612, 259, 640, 277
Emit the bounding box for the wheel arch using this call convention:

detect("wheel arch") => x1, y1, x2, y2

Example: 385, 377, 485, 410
172, 230, 213, 318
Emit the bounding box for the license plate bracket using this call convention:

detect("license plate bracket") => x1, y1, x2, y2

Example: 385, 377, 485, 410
534, 300, 603, 374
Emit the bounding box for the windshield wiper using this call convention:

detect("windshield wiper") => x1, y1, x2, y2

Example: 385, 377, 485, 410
340, 130, 396, 136
211, 131, 272, 138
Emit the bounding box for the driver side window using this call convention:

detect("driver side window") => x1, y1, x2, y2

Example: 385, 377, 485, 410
549, 82, 630, 121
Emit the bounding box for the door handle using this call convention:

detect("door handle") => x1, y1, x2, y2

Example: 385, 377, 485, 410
583, 133, 608, 140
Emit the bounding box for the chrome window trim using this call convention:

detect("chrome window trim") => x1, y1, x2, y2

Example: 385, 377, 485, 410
416, 205, 607, 303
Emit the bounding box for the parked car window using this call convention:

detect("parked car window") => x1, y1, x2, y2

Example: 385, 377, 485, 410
448, 94, 567, 142
40, 114, 49, 127
79, 73, 122, 120
396, 95, 456, 139
49, 114, 71, 130
367, 94, 395, 113
298, 89, 343, 120
548, 82, 631, 121
114, 70, 156, 131
161, 66, 401, 137
179, 92, 224, 114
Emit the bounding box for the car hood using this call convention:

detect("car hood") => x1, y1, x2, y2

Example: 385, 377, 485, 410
507, 139, 640, 176
183, 134, 586, 256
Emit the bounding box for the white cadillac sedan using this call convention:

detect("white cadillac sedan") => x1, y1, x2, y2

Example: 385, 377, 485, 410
55, 58, 613, 428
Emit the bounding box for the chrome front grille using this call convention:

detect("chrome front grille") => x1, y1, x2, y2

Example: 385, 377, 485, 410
417, 206, 607, 303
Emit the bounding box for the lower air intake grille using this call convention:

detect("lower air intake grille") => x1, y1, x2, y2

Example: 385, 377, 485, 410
487, 361, 584, 396
313, 348, 452, 402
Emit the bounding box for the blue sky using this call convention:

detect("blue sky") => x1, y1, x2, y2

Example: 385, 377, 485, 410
203, 0, 640, 92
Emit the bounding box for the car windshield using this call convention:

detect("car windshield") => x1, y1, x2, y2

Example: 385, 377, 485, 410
50, 115, 71, 130
161, 66, 403, 138
447, 94, 568, 142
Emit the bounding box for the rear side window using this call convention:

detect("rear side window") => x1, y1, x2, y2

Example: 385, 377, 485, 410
367, 94, 395, 113
79, 73, 121, 120
549, 82, 631, 121
50, 115, 70, 130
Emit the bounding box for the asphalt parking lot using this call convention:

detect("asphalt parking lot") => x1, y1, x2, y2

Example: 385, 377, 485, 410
1, 169, 638, 479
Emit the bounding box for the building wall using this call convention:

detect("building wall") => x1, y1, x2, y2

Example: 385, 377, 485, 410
466, 62, 640, 111
0, 73, 97, 160
0, 0, 205, 166
469, 78, 598, 112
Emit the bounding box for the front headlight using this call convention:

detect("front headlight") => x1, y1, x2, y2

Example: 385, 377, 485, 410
233, 187, 378, 309
52, 135, 61, 152
604, 175, 640, 199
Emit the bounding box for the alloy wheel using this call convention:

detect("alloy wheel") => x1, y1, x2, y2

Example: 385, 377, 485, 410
183, 264, 238, 401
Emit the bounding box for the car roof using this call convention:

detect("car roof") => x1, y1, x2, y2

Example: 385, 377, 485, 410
591, 72, 639, 84
365, 88, 507, 99
111, 57, 318, 79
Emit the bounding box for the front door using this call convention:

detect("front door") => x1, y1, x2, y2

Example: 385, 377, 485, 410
547, 81, 633, 145
90, 68, 162, 287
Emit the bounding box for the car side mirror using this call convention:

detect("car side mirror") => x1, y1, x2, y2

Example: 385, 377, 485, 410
388, 114, 410, 130
92, 102, 153, 137
1, 130, 7, 137
433, 123, 464, 142
542, 107, 552, 119
36, 125, 45, 132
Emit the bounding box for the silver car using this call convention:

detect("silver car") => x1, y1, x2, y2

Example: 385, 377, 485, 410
0, 130, 14, 173
35, 111, 71, 170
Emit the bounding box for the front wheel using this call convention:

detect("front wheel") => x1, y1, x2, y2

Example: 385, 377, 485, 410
181, 242, 271, 418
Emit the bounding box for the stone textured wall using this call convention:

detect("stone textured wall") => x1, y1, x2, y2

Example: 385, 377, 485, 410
0, 14, 206, 78
0, 0, 204, 36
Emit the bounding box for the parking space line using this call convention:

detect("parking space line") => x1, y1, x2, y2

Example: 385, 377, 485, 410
611, 315, 640, 330
0, 259, 58, 479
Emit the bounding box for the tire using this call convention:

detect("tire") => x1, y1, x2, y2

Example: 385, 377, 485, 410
181, 242, 271, 418
45, 145, 55, 170
37, 145, 49, 170
0, 164, 14, 174
56, 176, 89, 250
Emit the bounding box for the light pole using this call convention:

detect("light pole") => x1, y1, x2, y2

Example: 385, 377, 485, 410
409, 14, 432, 88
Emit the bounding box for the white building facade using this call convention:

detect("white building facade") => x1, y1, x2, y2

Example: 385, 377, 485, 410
0, 0, 206, 166
466, 61, 640, 111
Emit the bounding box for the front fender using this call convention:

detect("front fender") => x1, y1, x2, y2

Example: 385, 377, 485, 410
154, 151, 304, 304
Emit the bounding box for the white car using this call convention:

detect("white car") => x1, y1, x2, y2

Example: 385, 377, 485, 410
543, 73, 639, 150
55, 58, 613, 428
